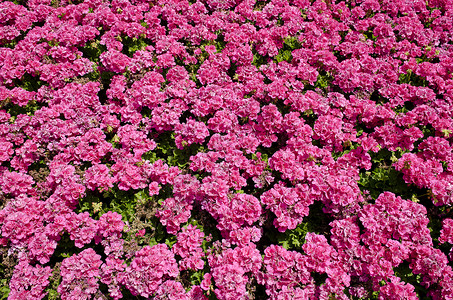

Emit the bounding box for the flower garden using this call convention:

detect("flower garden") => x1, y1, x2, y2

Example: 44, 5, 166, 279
1, 0, 453, 299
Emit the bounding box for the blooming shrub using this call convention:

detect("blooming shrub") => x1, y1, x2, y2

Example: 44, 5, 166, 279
1, 0, 453, 299
121, 244, 179, 298
58, 248, 103, 300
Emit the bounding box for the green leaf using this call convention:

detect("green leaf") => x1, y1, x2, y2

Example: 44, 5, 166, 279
284, 36, 301, 50
165, 235, 177, 248
276, 50, 292, 63
0, 280, 9, 300
280, 240, 290, 249
134, 190, 150, 205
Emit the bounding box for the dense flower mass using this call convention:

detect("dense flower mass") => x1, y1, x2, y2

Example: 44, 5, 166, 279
1, 0, 453, 298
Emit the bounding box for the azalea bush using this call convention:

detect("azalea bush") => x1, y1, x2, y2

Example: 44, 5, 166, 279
1, 0, 453, 299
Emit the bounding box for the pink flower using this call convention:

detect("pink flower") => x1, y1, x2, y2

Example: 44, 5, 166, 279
172, 225, 205, 270
58, 248, 102, 300
440, 219, 453, 243
205, 45, 216, 55
9, 260, 52, 300
100, 50, 131, 73
148, 181, 160, 196
122, 244, 179, 298
175, 118, 209, 149
98, 211, 124, 238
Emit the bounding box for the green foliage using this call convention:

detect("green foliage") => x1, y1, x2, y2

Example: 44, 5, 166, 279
85, 63, 101, 83
77, 187, 144, 222
189, 211, 221, 254
314, 70, 333, 90
0, 40, 18, 49
332, 141, 358, 160
253, 0, 267, 11
100, 70, 116, 84
393, 262, 430, 299
2, 99, 45, 119
344, 286, 380, 300
153, 131, 175, 155
261, 201, 332, 251
275, 50, 292, 63
276, 222, 310, 250
398, 69, 429, 87
427, 205, 452, 258
213, 32, 226, 53
357, 148, 427, 201
146, 131, 207, 170
140, 20, 149, 29
274, 36, 301, 63
283, 36, 302, 51
251, 152, 269, 164
441, 128, 452, 138
79, 40, 106, 63
122, 36, 150, 57
227, 62, 238, 81
0, 279, 9, 300
46, 39, 60, 47
312, 272, 327, 285
20, 73, 46, 92
48, 233, 98, 272
188, 269, 204, 287
149, 222, 177, 248
363, 31, 377, 42
252, 52, 268, 68
43, 266, 62, 300
169, 144, 206, 169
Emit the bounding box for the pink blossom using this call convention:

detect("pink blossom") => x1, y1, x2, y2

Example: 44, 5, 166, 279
122, 244, 179, 298
58, 248, 103, 300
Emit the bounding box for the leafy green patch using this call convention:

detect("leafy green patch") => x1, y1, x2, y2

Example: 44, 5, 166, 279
275, 50, 292, 63
398, 69, 429, 87
314, 70, 334, 90
0, 280, 9, 300
260, 201, 332, 251
79, 40, 106, 63
252, 52, 269, 68
357, 148, 427, 201
394, 262, 430, 299
43, 263, 61, 300
0, 249, 14, 300
77, 188, 144, 222
146, 131, 207, 170
274, 36, 301, 63
122, 36, 150, 57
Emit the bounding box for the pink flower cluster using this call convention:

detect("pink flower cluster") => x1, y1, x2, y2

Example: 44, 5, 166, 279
172, 224, 205, 271
8, 261, 52, 300
58, 248, 102, 300
121, 244, 179, 298
207, 242, 262, 299
259, 232, 351, 299
1, 0, 453, 298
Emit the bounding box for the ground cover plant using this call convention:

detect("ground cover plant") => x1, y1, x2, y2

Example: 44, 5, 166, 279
1, 0, 453, 298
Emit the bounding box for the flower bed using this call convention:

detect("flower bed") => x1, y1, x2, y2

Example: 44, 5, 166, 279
1, 0, 453, 299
